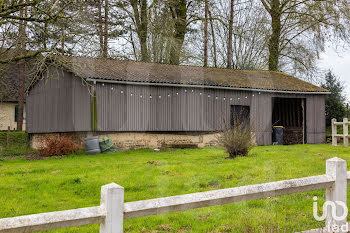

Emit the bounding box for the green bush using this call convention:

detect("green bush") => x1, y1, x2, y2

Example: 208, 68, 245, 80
0, 131, 28, 148
0, 146, 36, 157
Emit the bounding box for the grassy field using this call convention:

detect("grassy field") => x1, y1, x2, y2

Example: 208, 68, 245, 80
0, 144, 349, 232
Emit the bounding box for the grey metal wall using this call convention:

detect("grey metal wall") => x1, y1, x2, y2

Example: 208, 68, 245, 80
95, 83, 251, 131
95, 83, 326, 145
26, 68, 91, 133
27, 71, 326, 145
306, 95, 326, 143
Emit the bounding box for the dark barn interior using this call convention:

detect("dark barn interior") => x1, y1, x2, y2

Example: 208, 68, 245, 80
272, 98, 306, 145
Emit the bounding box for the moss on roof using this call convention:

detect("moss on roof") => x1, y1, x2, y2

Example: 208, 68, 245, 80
55, 55, 328, 93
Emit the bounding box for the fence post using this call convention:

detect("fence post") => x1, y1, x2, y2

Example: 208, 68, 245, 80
7, 126, 10, 147
100, 183, 124, 233
343, 118, 348, 147
325, 157, 347, 230
332, 118, 337, 146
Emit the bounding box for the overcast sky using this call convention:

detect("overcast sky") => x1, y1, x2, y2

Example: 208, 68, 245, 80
319, 45, 350, 102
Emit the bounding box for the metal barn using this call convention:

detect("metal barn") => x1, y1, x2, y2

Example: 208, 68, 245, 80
26, 56, 329, 148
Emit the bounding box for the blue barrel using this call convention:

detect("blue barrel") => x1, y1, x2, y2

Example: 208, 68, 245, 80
84, 136, 101, 154
273, 126, 283, 145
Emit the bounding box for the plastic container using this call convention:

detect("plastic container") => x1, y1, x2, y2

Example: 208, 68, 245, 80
273, 126, 283, 145
84, 136, 101, 154
99, 137, 116, 153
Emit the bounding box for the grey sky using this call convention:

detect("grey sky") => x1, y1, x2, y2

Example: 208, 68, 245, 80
319, 45, 350, 101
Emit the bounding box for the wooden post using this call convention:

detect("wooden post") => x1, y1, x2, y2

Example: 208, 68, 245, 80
7, 126, 10, 147
100, 183, 124, 233
332, 118, 337, 146
325, 158, 347, 230
343, 118, 348, 147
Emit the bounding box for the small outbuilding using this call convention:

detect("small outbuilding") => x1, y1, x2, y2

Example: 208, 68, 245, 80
26, 56, 329, 149
0, 62, 32, 131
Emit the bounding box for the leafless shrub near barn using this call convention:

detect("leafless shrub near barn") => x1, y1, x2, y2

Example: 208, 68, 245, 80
39, 136, 78, 157
217, 112, 254, 158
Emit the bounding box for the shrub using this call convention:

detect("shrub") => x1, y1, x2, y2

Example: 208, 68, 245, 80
39, 136, 78, 157
217, 116, 254, 158
0, 131, 28, 148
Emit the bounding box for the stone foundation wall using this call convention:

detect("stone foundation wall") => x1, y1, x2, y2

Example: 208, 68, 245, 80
30, 132, 220, 150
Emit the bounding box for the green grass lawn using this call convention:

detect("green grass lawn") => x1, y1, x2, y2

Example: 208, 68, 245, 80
0, 144, 349, 232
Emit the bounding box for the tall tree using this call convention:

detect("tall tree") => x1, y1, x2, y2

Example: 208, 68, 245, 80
203, 0, 209, 67
169, 0, 187, 65
0, 0, 68, 64
103, 0, 109, 57
226, 0, 234, 68
208, 8, 217, 67
321, 71, 346, 126
17, 3, 27, 131
260, 0, 350, 72
96, 0, 109, 57
130, 0, 150, 61
97, 0, 104, 56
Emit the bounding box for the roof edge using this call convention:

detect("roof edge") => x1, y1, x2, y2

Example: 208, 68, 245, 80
86, 78, 331, 95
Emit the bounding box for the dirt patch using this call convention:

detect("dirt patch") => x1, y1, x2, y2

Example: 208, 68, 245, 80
227, 173, 238, 179
147, 161, 159, 165
197, 214, 211, 220
211, 224, 232, 233
157, 224, 173, 231
24, 152, 45, 161
51, 170, 62, 174
178, 226, 192, 232
162, 170, 171, 175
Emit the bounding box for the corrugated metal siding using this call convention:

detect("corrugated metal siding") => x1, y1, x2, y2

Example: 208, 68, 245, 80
251, 92, 273, 145
95, 83, 252, 132
72, 77, 91, 131
306, 95, 326, 144
26, 68, 91, 133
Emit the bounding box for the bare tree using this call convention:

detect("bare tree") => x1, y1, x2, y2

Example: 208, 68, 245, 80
208, 8, 217, 67
227, 0, 234, 68
129, 0, 150, 61
203, 0, 209, 67
168, 0, 188, 65
17, 3, 27, 131
260, 0, 350, 72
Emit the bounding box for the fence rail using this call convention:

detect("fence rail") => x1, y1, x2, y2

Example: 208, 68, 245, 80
332, 118, 349, 147
0, 157, 348, 233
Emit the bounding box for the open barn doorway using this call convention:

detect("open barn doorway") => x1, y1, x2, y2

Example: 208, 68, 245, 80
272, 98, 306, 144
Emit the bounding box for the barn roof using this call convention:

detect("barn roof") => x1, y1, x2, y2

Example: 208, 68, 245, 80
55, 55, 328, 94
0, 62, 34, 102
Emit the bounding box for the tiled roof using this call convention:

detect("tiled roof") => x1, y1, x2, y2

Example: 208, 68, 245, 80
56, 55, 328, 93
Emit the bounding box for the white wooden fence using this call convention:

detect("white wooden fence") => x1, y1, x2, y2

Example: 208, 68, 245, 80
0, 157, 348, 233
332, 118, 349, 147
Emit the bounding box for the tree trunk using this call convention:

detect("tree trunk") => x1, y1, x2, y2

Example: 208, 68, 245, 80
169, 0, 187, 65
268, 0, 281, 71
208, 9, 217, 68
103, 0, 108, 57
97, 0, 104, 57
61, 28, 65, 53
43, 22, 47, 49
17, 60, 25, 131
203, 0, 209, 67
17, 4, 27, 131
227, 0, 234, 69
139, 0, 149, 61
130, 0, 149, 62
